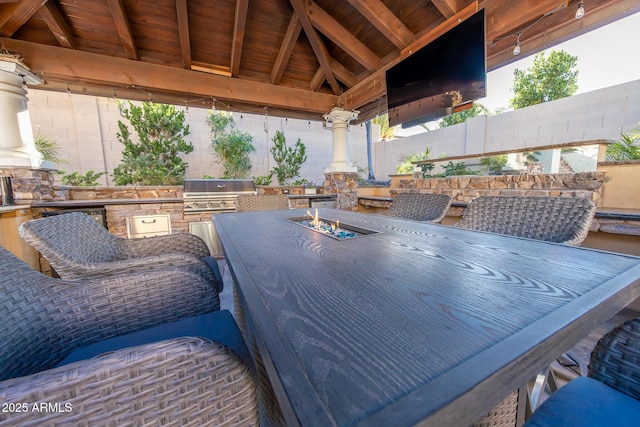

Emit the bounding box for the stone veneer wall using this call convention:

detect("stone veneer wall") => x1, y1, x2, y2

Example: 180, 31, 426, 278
394, 172, 606, 206
0, 168, 62, 201
63, 186, 187, 239
325, 172, 358, 210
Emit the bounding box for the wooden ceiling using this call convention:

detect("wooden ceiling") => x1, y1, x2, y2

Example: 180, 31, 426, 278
0, 0, 638, 123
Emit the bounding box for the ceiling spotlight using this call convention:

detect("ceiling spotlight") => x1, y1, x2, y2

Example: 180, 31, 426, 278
513, 34, 521, 56
575, 2, 585, 19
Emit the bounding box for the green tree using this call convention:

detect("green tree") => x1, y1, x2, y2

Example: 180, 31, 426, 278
371, 113, 396, 140
270, 130, 307, 185
113, 102, 193, 185
207, 112, 255, 178
439, 103, 490, 127
510, 50, 579, 109
480, 155, 508, 175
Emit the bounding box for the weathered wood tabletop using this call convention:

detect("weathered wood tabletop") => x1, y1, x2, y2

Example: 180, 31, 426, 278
213, 208, 640, 427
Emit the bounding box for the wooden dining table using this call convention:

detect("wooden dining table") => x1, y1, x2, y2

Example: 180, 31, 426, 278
213, 208, 640, 427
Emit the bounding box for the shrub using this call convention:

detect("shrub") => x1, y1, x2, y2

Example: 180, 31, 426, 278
60, 170, 106, 186
208, 112, 255, 178
270, 130, 307, 185
606, 123, 640, 161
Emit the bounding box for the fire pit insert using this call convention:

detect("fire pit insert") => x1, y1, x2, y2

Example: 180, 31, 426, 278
287, 212, 380, 240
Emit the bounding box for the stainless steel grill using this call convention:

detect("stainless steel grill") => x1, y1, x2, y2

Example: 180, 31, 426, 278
183, 179, 257, 214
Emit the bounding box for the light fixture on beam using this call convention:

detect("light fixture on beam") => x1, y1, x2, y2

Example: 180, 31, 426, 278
575, 2, 585, 19
513, 34, 521, 56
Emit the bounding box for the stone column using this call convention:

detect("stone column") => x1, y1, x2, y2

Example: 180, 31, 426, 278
323, 107, 359, 173
0, 57, 50, 168
323, 108, 359, 210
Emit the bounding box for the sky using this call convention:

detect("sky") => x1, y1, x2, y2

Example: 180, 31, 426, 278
399, 10, 640, 135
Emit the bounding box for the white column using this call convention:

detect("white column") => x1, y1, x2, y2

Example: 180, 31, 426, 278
0, 58, 51, 168
323, 107, 359, 173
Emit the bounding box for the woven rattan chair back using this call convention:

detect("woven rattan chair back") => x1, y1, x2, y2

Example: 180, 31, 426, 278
0, 245, 220, 381
235, 194, 290, 212
386, 192, 452, 223
589, 317, 640, 400
455, 195, 596, 246
19, 212, 124, 263
0, 246, 64, 379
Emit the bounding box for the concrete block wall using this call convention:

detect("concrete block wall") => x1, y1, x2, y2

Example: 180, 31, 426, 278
27, 90, 369, 187
374, 79, 640, 178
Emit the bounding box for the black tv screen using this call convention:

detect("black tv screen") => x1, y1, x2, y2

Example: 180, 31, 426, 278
386, 9, 486, 128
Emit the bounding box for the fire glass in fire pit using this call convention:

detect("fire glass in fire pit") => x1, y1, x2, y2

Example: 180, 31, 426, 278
287, 209, 380, 240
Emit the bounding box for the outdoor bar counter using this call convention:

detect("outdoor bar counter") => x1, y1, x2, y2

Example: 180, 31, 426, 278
214, 208, 640, 427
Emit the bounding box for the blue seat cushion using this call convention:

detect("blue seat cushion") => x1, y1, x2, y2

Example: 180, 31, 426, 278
57, 310, 251, 369
524, 376, 640, 427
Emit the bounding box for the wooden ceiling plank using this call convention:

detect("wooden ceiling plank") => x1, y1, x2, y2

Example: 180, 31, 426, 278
271, 14, 302, 85
289, 0, 341, 94
306, 1, 380, 70
39, 1, 75, 49
484, 0, 568, 42
175, 0, 191, 69
106, 0, 138, 60
230, 0, 248, 76
0, 0, 45, 38
2, 37, 337, 113
431, 0, 467, 19
341, 2, 478, 111
345, 0, 414, 49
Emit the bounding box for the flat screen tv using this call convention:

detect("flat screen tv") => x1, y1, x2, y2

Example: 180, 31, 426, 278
386, 9, 486, 128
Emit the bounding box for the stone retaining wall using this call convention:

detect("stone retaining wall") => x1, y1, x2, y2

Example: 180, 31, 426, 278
395, 171, 605, 206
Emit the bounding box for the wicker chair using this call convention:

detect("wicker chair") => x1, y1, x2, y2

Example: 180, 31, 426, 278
523, 317, 640, 426
454, 195, 596, 246
18, 212, 223, 292
463, 196, 597, 427
385, 192, 453, 223
235, 194, 290, 212
0, 246, 258, 426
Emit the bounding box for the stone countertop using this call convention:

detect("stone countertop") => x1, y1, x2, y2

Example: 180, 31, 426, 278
0, 203, 31, 213
287, 194, 336, 199
31, 198, 183, 208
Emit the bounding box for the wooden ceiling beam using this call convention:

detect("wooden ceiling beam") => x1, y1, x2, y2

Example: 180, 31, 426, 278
230, 0, 248, 77
0, 0, 45, 38
483, 0, 568, 42
431, 0, 467, 19
271, 14, 302, 85
306, 0, 380, 70
106, 0, 138, 60
39, 1, 75, 49
486, 0, 640, 71
175, 0, 191, 69
311, 57, 359, 91
310, 67, 325, 92
340, 2, 478, 111
345, 0, 414, 49
331, 58, 358, 88
289, 0, 341, 94
1, 37, 337, 113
